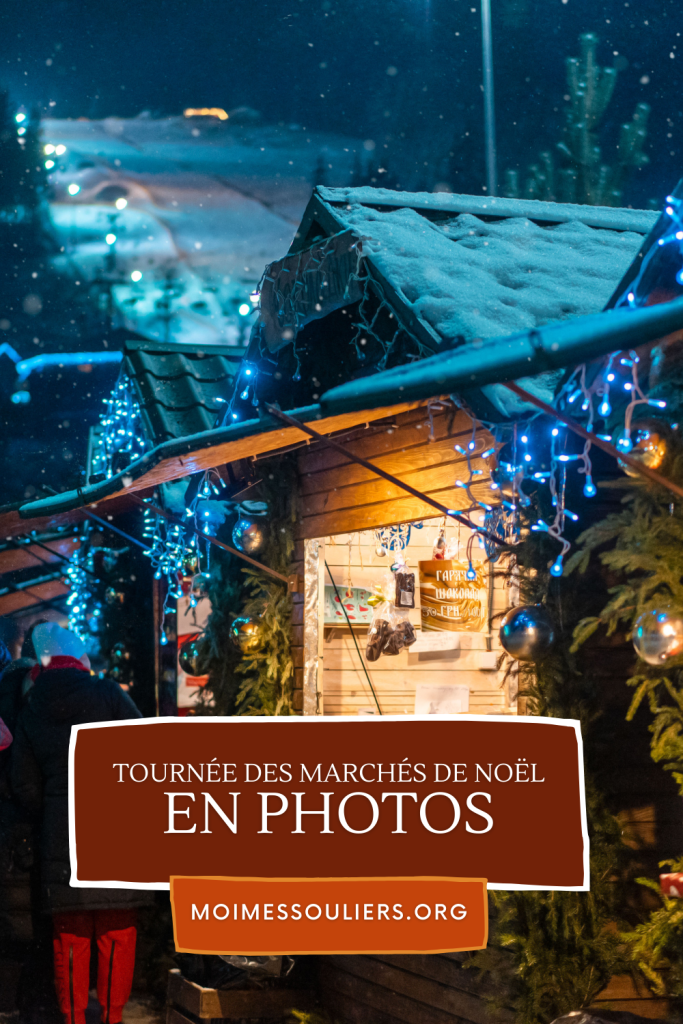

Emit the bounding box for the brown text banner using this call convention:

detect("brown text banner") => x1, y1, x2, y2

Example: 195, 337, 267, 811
68, 716, 588, 891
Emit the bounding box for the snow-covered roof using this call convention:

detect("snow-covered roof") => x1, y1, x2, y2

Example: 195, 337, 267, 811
289, 187, 656, 351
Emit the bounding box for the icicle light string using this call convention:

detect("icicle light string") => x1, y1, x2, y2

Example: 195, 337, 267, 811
97, 373, 147, 479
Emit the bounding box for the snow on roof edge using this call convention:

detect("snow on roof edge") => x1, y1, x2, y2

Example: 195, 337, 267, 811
317, 186, 658, 235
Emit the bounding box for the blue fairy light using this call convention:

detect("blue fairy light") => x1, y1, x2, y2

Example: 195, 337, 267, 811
583, 478, 597, 498
466, 562, 477, 581
550, 558, 564, 577
598, 399, 611, 417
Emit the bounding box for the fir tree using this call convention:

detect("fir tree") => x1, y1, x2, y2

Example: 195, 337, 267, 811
568, 406, 683, 1004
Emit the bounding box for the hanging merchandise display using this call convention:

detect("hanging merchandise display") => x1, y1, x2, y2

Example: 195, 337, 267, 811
364, 562, 417, 661
178, 635, 205, 676
374, 522, 423, 553
395, 570, 416, 609
632, 607, 683, 665
432, 524, 447, 560
365, 613, 416, 661
229, 615, 260, 652
499, 605, 556, 662
232, 501, 269, 556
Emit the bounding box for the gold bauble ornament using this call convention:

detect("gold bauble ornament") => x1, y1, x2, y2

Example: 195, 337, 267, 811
229, 616, 260, 652
618, 426, 667, 477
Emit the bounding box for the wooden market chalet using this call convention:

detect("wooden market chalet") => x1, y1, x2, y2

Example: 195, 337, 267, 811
3, 185, 683, 1021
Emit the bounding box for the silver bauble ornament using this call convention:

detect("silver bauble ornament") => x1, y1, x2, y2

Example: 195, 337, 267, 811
499, 605, 555, 662
178, 636, 205, 676
633, 607, 683, 665
232, 516, 267, 556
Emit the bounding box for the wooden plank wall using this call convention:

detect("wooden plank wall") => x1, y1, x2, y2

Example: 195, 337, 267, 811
322, 523, 515, 716
319, 953, 514, 1024
296, 405, 495, 540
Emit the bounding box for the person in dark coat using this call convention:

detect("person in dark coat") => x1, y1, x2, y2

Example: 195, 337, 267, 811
11, 622, 148, 1024
0, 649, 38, 1016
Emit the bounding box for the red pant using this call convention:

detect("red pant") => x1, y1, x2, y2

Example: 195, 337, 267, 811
53, 909, 137, 1024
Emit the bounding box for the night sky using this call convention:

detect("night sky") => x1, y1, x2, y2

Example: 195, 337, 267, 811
0, 0, 680, 204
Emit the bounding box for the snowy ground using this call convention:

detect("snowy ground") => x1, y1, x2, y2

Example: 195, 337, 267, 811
42, 114, 362, 346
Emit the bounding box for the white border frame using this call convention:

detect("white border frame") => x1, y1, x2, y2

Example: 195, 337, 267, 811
68, 714, 589, 892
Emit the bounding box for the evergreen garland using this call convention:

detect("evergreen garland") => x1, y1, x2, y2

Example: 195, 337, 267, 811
198, 454, 298, 716
567, 411, 683, 1002
472, 503, 631, 1024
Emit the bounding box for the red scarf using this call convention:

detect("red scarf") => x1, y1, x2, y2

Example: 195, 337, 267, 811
30, 656, 89, 682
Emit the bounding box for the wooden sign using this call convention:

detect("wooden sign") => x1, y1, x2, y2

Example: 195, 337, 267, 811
419, 561, 487, 633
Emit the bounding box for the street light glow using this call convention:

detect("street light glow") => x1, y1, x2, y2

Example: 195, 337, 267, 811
45, 160, 55, 169
44, 144, 55, 154
15, 112, 25, 123
55, 144, 66, 156
67, 183, 80, 195
115, 198, 128, 210
130, 270, 142, 282
238, 303, 251, 316
105, 233, 117, 245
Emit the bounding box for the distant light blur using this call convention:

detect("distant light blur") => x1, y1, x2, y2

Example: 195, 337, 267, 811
184, 107, 228, 120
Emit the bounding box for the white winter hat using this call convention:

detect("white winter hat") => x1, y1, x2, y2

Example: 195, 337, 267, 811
32, 622, 86, 666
